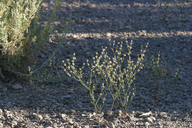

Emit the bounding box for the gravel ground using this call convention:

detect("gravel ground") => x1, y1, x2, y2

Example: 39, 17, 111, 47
0, 0, 192, 127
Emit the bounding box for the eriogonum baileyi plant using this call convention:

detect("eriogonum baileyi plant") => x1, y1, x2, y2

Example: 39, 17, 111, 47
144, 51, 182, 106
62, 39, 148, 122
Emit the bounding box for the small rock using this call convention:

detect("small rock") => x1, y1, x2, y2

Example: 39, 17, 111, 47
67, 125, 73, 128
4, 122, 12, 128
174, 59, 181, 63
171, 116, 177, 121
12, 84, 22, 90
11, 120, 17, 127
51, 114, 57, 118
145, 108, 150, 112
2, 87, 7, 93
60, 83, 66, 87
106, 32, 112, 37
36, 107, 39, 114
159, 112, 167, 118
53, 123, 58, 127
73, 35, 77, 38
113, 118, 120, 124
115, 110, 123, 116
70, 109, 76, 115
67, 118, 74, 124
33, 113, 43, 120
108, 122, 115, 128
147, 116, 156, 123
106, 110, 114, 117
140, 111, 152, 118
171, 49, 175, 52
43, 114, 50, 119
73, 122, 80, 128
62, 95, 72, 99
0, 109, 2, 115
0, 123, 3, 128
145, 122, 150, 128
86, 112, 93, 118
61, 114, 67, 119
83, 125, 90, 128
129, 116, 141, 122
37, 114, 43, 120
0, 115, 4, 120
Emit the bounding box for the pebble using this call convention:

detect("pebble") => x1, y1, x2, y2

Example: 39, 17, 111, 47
139, 111, 152, 118
11, 84, 22, 90
147, 116, 156, 123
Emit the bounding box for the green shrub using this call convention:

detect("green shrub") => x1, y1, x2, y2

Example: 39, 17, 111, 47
28, 10, 72, 85
0, 0, 65, 76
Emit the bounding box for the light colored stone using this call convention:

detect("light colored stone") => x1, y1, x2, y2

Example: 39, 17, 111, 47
12, 84, 22, 90
0, 109, 2, 115
33, 113, 43, 120
147, 116, 156, 123
106, 32, 112, 37
67, 125, 73, 128
159, 112, 167, 118
83, 125, 89, 128
115, 110, 123, 116
0, 123, 3, 128
145, 122, 150, 128
11, 120, 17, 127
108, 122, 115, 128
129, 116, 141, 122
140, 111, 152, 118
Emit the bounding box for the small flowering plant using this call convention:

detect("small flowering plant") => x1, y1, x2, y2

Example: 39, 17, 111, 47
62, 39, 148, 123
144, 51, 182, 106
62, 52, 107, 117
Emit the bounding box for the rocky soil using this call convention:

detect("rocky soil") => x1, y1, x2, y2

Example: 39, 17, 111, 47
0, 0, 192, 127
